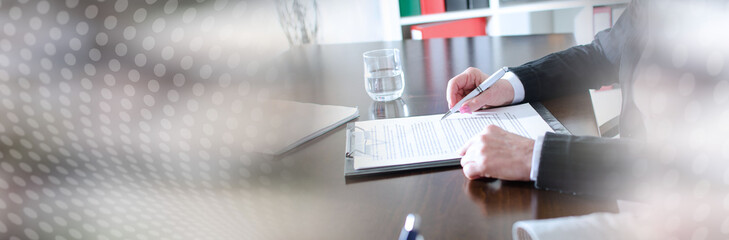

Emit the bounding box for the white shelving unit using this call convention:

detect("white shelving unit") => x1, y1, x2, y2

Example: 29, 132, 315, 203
398, 0, 629, 44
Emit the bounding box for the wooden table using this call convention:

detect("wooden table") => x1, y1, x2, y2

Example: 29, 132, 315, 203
265, 35, 616, 239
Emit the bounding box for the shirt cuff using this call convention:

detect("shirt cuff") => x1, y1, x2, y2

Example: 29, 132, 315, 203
529, 135, 545, 181
503, 70, 525, 104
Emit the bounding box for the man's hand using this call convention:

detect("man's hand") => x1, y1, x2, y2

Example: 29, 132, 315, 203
459, 125, 535, 181
446, 67, 515, 113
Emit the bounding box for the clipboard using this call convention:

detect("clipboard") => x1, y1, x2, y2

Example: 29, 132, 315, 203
344, 102, 570, 177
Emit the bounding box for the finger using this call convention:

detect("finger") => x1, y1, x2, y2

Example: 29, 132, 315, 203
457, 136, 477, 156
447, 68, 482, 108
446, 74, 463, 108
463, 163, 479, 179
462, 145, 488, 179
480, 124, 503, 135
460, 82, 509, 113
446, 74, 473, 109
460, 93, 491, 113
460, 156, 472, 168
459, 133, 484, 167
462, 155, 486, 180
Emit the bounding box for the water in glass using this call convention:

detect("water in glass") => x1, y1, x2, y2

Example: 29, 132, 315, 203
363, 49, 405, 101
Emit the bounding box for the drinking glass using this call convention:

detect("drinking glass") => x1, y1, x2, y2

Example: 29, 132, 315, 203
363, 49, 405, 101
369, 98, 410, 119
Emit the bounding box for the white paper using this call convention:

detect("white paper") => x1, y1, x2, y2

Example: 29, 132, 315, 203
352, 103, 554, 170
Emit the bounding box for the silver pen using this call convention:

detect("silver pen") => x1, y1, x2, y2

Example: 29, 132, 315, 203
441, 67, 509, 120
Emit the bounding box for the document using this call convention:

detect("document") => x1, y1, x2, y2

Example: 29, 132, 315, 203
350, 103, 553, 170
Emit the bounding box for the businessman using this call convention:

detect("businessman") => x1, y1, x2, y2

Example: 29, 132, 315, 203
448, 0, 728, 197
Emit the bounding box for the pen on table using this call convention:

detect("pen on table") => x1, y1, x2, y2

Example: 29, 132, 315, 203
398, 214, 423, 240
441, 67, 509, 120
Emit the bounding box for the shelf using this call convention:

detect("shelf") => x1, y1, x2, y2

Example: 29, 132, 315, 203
400, 8, 496, 25
399, 0, 628, 25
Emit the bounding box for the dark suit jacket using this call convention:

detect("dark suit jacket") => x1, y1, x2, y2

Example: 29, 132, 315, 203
509, 0, 648, 198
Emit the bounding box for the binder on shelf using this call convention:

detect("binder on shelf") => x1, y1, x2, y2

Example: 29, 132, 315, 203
410, 17, 487, 40
420, 0, 446, 15
468, 0, 489, 9
593, 6, 612, 36
399, 0, 421, 17
445, 0, 468, 12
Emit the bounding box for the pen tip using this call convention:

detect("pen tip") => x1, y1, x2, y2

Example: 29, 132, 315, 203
441, 112, 451, 120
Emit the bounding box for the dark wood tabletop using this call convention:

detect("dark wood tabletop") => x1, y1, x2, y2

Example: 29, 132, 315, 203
264, 35, 617, 239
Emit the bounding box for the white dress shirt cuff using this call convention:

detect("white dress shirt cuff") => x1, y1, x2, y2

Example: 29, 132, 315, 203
503, 71, 525, 104
529, 135, 545, 181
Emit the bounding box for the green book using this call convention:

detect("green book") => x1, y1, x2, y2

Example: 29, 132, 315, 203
399, 0, 421, 17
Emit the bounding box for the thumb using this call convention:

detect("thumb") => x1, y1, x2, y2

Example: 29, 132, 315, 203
459, 81, 514, 113
459, 92, 494, 114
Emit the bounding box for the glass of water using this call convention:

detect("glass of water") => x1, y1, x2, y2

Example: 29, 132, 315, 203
363, 49, 404, 101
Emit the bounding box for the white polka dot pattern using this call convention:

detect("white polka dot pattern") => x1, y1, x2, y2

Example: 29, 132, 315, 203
0, 1, 294, 239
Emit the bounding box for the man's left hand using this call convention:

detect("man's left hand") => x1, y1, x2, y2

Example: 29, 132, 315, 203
459, 125, 535, 181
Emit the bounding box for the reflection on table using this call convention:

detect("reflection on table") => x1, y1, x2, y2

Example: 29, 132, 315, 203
369, 98, 410, 120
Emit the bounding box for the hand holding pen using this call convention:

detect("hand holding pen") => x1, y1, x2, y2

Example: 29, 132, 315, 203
444, 67, 516, 119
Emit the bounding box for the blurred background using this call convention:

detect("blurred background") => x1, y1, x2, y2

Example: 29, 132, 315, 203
2, 0, 727, 239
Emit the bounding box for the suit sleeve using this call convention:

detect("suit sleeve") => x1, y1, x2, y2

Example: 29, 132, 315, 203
534, 133, 644, 199
509, 0, 641, 102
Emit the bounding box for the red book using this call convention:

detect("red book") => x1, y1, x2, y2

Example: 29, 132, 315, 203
410, 18, 487, 40
420, 0, 446, 15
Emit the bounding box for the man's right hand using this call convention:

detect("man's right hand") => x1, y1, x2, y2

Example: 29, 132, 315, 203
446, 67, 516, 113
